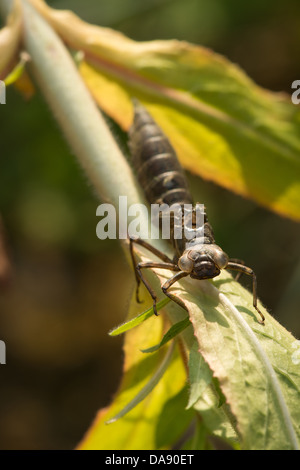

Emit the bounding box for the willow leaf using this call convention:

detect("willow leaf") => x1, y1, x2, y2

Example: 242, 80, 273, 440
109, 297, 169, 336
18, 0, 300, 220
141, 316, 190, 353
140, 256, 300, 450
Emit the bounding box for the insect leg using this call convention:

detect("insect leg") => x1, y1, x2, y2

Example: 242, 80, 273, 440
225, 262, 265, 325
129, 236, 174, 303
228, 258, 245, 281
136, 261, 180, 315
129, 236, 174, 263
162, 271, 189, 312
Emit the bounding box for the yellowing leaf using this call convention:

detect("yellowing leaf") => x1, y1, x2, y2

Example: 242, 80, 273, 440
3, 51, 35, 99
80, 59, 300, 222
0, 0, 22, 76
77, 292, 193, 450
11, 68, 35, 99
150, 264, 300, 449
17, 3, 300, 449
26, 0, 300, 221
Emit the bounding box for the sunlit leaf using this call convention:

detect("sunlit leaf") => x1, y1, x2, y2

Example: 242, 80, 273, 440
187, 342, 238, 447
3, 51, 35, 99
106, 341, 175, 424
193, 383, 239, 447
27, 1, 300, 220
186, 341, 213, 409
4, 52, 27, 85
78, 292, 194, 450
22, 1, 300, 450
126, 245, 300, 450
141, 316, 190, 353
80, 60, 300, 222
109, 297, 169, 336
155, 266, 300, 449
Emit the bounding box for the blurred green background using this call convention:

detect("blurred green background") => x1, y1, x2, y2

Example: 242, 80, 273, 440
0, 0, 300, 449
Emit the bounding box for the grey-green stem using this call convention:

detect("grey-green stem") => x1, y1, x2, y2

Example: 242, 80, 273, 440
0, 0, 158, 250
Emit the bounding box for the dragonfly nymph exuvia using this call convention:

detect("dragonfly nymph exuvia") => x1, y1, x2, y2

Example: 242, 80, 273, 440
128, 100, 265, 325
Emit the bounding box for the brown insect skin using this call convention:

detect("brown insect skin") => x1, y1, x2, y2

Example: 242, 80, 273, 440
128, 99, 193, 222
128, 100, 265, 324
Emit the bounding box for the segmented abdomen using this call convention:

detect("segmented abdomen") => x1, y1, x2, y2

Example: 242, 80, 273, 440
129, 100, 215, 256
129, 100, 193, 206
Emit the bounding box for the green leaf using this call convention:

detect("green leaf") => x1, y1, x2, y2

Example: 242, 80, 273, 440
77, 294, 194, 450
187, 340, 238, 447
181, 272, 300, 449
135, 252, 300, 450
109, 297, 170, 336
186, 341, 213, 409
193, 384, 239, 447
154, 385, 195, 450
106, 342, 175, 424
181, 419, 211, 450
141, 316, 190, 353
4, 51, 29, 85
24, 1, 300, 220
18, 1, 300, 450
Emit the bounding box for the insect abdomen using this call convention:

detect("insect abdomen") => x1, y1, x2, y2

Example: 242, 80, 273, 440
129, 100, 193, 206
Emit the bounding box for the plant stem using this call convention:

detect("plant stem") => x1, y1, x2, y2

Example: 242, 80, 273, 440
4, 0, 155, 250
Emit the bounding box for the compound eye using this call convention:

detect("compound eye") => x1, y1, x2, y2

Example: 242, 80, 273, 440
212, 246, 229, 269
178, 253, 194, 273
